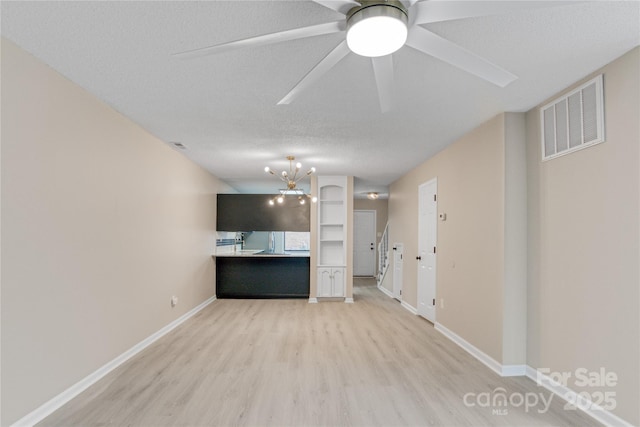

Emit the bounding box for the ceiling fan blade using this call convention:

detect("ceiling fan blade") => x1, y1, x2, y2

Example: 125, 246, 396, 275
278, 40, 351, 105
312, 0, 360, 15
413, 1, 573, 25
371, 56, 394, 113
406, 26, 517, 87
403, 0, 421, 9
173, 21, 344, 59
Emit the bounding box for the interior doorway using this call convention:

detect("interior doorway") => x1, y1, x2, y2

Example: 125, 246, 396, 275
353, 210, 376, 276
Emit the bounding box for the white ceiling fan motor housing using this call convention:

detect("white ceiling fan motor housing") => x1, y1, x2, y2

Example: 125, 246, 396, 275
346, 1, 409, 58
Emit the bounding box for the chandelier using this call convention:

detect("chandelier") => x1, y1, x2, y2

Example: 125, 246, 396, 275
264, 156, 318, 206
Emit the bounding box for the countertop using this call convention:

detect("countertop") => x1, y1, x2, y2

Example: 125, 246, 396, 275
214, 250, 310, 258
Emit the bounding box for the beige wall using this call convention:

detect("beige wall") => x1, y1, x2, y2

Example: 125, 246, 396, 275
389, 114, 512, 363
388, 47, 639, 425
503, 113, 528, 365
1, 39, 234, 425
526, 47, 639, 424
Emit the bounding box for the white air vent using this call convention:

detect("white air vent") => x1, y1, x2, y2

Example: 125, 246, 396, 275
540, 74, 605, 161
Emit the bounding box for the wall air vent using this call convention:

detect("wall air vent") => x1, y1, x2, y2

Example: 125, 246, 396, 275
540, 74, 605, 161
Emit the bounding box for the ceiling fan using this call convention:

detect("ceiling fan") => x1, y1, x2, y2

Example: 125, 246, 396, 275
173, 0, 563, 112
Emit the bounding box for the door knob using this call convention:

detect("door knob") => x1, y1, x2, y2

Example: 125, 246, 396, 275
416, 256, 422, 260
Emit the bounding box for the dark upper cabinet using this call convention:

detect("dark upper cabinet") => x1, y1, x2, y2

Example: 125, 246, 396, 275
217, 194, 310, 231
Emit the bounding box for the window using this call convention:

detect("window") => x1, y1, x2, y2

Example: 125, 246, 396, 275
285, 232, 310, 251
540, 74, 605, 161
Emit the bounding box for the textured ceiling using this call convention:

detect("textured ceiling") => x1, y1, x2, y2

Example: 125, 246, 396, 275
2, 1, 639, 197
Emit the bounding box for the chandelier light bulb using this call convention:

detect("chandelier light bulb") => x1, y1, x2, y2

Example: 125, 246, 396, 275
296, 162, 302, 169
311, 196, 318, 203
346, 4, 408, 58
299, 198, 305, 205
268, 199, 275, 205
277, 196, 284, 204
264, 166, 273, 174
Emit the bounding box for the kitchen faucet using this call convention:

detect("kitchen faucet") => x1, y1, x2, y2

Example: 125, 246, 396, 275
269, 231, 275, 253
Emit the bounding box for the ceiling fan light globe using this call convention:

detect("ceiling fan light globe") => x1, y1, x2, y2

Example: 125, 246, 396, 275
347, 4, 408, 58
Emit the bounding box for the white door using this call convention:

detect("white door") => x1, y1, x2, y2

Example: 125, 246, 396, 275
392, 243, 404, 300
353, 210, 376, 276
417, 178, 437, 322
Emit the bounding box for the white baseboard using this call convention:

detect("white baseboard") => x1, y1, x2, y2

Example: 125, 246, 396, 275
435, 322, 525, 377
344, 298, 354, 304
401, 300, 417, 315
10, 296, 216, 427
525, 366, 634, 427
435, 322, 502, 376
308, 297, 318, 303
377, 284, 394, 298
433, 322, 633, 426
501, 364, 527, 377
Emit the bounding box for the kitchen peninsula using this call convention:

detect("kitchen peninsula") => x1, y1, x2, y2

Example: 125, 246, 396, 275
215, 250, 310, 298
215, 194, 311, 299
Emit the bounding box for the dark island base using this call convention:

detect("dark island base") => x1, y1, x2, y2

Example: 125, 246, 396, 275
216, 256, 310, 299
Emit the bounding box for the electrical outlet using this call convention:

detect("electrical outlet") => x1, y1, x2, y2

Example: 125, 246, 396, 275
171, 296, 178, 307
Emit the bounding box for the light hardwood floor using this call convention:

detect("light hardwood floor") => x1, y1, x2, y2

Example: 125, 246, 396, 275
38, 279, 600, 426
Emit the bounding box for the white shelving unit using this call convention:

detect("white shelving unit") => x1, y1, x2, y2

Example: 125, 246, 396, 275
317, 176, 347, 298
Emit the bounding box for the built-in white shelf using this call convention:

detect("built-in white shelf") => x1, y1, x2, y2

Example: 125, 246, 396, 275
316, 176, 348, 298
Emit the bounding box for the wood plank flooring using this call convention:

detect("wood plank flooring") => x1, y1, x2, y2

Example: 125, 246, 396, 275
38, 279, 600, 426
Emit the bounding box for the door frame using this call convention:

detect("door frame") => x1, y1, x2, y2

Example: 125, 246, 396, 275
392, 242, 404, 301
353, 209, 377, 277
